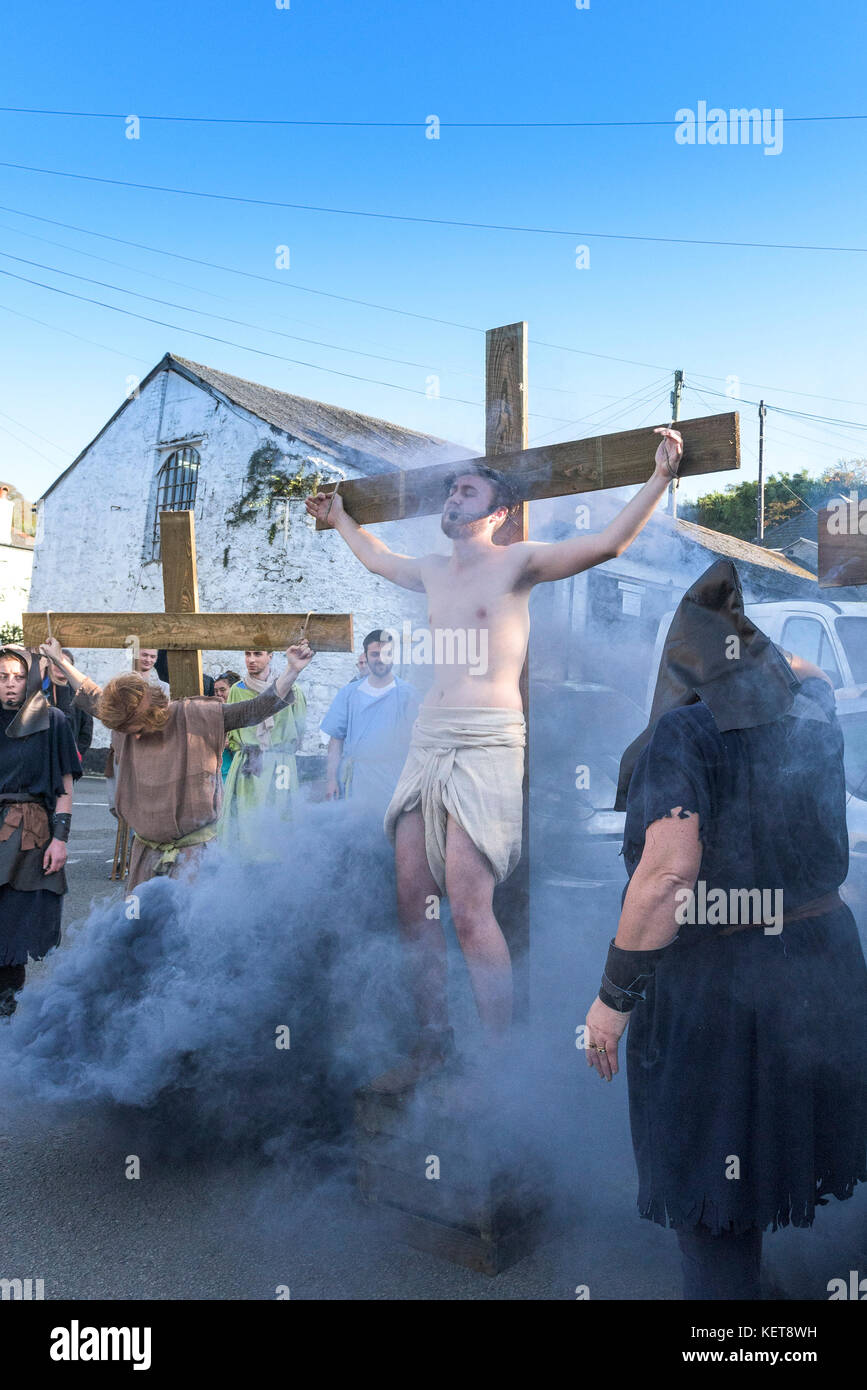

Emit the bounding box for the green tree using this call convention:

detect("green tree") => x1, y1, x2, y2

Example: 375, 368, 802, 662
683, 459, 867, 540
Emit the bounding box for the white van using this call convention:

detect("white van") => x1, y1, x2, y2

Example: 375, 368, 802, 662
648, 599, 867, 863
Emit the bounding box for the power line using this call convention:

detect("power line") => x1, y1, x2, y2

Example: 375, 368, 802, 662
2, 160, 866, 254
0, 239, 592, 408
4, 202, 867, 413
0, 406, 66, 454
0, 202, 485, 333
0, 258, 584, 426
0, 263, 494, 408
0, 419, 60, 465
0, 298, 153, 364
527, 377, 671, 446
0, 248, 473, 383
688, 383, 867, 432
2, 105, 866, 128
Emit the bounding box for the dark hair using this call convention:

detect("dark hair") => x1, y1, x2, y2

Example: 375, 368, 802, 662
363, 629, 391, 653
443, 463, 518, 514
214, 669, 241, 685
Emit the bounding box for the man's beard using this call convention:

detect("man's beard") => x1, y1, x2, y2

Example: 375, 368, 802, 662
440, 508, 493, 540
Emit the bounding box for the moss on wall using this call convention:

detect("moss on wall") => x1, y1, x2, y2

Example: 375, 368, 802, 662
228, 444, 323, 543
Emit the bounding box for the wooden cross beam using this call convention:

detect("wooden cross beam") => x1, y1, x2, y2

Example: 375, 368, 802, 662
24, 510, 354, 699
316, 405, 739, 528
317, 321, 740, 1017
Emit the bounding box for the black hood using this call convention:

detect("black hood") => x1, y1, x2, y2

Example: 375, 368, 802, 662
615, 560, 800, 809
0, 644, 51, 738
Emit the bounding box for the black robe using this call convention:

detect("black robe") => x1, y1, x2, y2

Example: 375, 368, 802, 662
0, 705, 81, 965
623, 677, 867, 1233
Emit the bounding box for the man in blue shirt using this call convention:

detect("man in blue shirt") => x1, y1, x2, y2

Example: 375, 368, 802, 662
321, 629, 420, 819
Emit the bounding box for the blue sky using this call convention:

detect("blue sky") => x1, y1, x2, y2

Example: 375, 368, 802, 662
2, 0, 866, 505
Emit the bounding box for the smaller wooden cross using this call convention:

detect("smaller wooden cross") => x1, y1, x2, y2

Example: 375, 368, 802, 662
23, 511, 354, 696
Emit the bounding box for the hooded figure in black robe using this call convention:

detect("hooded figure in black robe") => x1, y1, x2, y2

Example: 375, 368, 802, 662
0, 645, 81, 1014
588, 560, 867, 1299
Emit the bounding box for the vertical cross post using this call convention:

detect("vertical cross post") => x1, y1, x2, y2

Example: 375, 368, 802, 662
159, 510, 204, 698
486, 322, 530, 1020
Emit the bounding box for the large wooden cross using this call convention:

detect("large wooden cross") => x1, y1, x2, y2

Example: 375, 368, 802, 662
317, 321, 739, 1014
23, 510, 354, 695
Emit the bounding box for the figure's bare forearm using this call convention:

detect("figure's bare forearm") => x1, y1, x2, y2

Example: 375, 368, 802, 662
614, 866, 688, 952
615, 811, 702, 950
222, 683, 293, 732
326, 739, 343, 777
520, 472, 669, 584
333, 512, 423, 590
598, 470, 669, 559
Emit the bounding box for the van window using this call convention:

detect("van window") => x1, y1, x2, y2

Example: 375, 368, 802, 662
781, 616, 843, 688
836, 618, 867, 685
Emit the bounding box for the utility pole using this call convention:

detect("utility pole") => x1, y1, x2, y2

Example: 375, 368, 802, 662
757, 400, 767, 541
667, 369, 684, 517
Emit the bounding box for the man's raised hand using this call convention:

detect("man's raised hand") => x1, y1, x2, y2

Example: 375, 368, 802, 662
39, 636, 65, 668
305, 488, 344, 528
285, 640, 314, 675
653, 427, 684, 480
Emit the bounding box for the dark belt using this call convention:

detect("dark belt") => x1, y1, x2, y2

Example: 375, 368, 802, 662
719, 889, 843, 936
0, 792, 43, 804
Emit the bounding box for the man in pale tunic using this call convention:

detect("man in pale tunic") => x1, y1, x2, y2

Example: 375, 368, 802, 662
306, 428, 683, 1086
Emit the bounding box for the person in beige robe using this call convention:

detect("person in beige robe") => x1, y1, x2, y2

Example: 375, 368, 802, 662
39, 639, 313, 891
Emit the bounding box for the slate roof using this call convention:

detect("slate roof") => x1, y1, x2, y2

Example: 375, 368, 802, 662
674, 518, 816, 581
41, 353, 473, 499
169, 356, 474, 474
759, 508, 818, 550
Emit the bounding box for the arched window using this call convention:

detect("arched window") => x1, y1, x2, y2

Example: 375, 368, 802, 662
151, 447, 200, 557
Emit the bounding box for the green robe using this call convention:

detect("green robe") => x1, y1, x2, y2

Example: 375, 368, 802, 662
219, 679, 307, 858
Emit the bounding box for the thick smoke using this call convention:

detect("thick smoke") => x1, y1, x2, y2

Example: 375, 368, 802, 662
1, 517, 864, 1297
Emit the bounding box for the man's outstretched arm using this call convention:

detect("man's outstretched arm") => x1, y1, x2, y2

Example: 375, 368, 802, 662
305, 488, 424, 592
518, 428, 683, 585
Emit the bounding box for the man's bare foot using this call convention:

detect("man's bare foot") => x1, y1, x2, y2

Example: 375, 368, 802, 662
368, 1027, 455, 1095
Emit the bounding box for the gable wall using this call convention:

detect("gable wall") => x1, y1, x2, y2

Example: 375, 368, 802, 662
31, 369, 430, 750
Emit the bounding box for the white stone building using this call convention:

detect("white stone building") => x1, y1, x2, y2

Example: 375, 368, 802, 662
30, 355, 471, 754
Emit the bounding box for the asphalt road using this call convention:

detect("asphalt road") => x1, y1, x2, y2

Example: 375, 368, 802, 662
0, 780, 864, 1301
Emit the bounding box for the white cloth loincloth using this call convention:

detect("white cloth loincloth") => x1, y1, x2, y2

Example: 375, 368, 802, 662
383, 706, 526, 892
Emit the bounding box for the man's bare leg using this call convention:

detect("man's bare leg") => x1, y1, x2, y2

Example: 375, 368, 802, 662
444, 815, 512, 1037
394, 808, 448, 1034
368, 809, 451, 1093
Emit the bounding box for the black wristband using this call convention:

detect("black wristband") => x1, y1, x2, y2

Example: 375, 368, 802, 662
51, 812, 71, 843
598, 939, 669, 1013
598, 978, 639, 1013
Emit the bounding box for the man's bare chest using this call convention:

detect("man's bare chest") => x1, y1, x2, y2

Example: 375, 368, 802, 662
422, 557, 526, 628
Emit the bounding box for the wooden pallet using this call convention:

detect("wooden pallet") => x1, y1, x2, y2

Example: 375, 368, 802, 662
355, 1069, 547, 1276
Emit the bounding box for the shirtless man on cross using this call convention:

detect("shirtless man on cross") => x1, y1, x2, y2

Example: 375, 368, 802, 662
306, 426, 683, 1087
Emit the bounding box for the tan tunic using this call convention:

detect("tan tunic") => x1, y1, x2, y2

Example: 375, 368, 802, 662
76, 677, 225, 890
